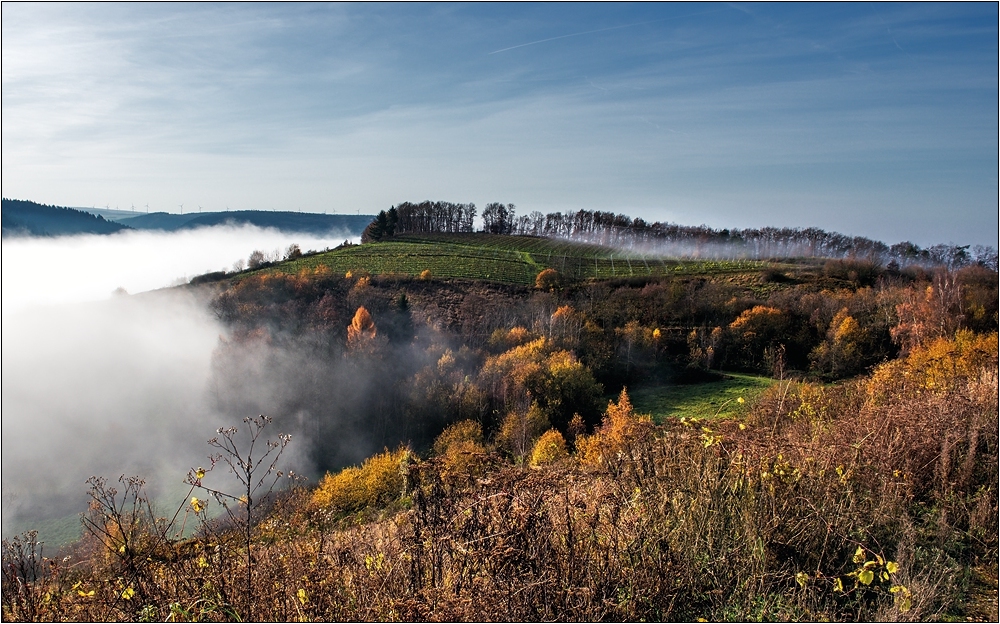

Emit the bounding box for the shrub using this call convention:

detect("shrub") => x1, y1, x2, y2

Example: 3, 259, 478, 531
530, 429, 568, 466
535, 268, 560, 290
434, 420, 487, 487
433, 420, 483, 456
311, 448, 407, 516
576, 388, 653, 471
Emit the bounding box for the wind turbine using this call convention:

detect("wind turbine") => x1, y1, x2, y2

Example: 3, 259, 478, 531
198, 205, 203, 213
130, 204, 135, 213
179, 204, 184, 214
144, 204, 149, 214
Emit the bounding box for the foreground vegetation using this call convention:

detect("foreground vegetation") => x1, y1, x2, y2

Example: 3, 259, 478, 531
3, 331, 996, 621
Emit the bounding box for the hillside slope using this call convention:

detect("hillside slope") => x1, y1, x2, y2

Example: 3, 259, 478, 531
273, 232, 765, 285
1, 199, 131, 237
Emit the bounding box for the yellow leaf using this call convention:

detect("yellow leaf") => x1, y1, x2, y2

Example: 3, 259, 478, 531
121, 587, 135, 600
858, 569, 874, 585
195, 468, 206, 480
886, 561, 899, 574
190, 497, 204, 513
297, 588, 308, 605
795, 572, 809, 588
833, 577, 844, 592
899, 595, 911, 612
853, 546, 865, 563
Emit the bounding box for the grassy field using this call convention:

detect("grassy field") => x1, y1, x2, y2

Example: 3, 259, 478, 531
627, 372, 776, 422
275, 233, 765, 286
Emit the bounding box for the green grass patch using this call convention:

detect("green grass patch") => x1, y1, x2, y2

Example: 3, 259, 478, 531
3, 512, 83, 550
274, 233, 764, 286
628, 372, 775, 422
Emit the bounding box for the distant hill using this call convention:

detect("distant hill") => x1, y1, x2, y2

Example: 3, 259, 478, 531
2, 198, 132, 237
114, 210, 373, 236
2, 199, 374, 238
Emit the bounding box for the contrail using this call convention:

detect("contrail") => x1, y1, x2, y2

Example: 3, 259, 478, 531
489, 21, 653, 55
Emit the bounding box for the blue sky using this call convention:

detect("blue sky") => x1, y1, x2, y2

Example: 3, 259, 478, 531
2, 2, 997, 246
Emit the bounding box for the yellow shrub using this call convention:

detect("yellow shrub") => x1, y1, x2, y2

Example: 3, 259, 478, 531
440, 439, 487, 487
530, 429, 569, 466
868, 330, 998, 398
312, 448, 407, 514
433, 420, 483, 457
433, 420, 487, 487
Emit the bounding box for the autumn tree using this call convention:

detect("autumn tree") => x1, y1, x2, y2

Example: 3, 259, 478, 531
498, 402, 550, 463
809, 307, 864, 378
892, 272, 964, 354
480, 337, 602, 432
347, 306, 378, 352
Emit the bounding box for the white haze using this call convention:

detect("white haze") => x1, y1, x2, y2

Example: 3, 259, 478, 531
1, 226, 357, 541
1, 224, 356, 313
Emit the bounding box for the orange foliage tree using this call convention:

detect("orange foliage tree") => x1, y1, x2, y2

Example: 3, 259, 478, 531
347, 306, 378, 352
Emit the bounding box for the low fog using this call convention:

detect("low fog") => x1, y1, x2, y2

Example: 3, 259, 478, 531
1, 226, 356, 541
1, 225, 353, 313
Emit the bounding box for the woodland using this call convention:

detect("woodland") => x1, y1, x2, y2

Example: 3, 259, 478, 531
3, 208, 998, 622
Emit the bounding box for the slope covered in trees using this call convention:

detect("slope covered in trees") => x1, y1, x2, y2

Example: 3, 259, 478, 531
1, 198, 131, 237
5, 310, 996, 621
0, 199, 374, 237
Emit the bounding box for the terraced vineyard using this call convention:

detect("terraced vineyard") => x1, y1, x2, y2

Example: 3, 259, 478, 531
274, 233, 764, 285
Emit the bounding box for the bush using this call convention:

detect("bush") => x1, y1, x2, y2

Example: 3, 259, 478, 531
433, 420, 483, 456
434, 420, 488, 487
535, 268, 560, 290
530, 429, 568, 466
311, 448, 407, 516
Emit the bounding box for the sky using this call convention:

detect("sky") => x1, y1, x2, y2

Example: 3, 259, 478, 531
2, 2, 997, 247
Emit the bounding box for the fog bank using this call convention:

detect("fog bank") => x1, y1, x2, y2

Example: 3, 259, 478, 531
1, 224, 356, 313
2, 226, 351, 540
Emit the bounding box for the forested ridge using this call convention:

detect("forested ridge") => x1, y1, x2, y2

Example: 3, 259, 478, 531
363, 200, 998, 269
1, 199, 131, 237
